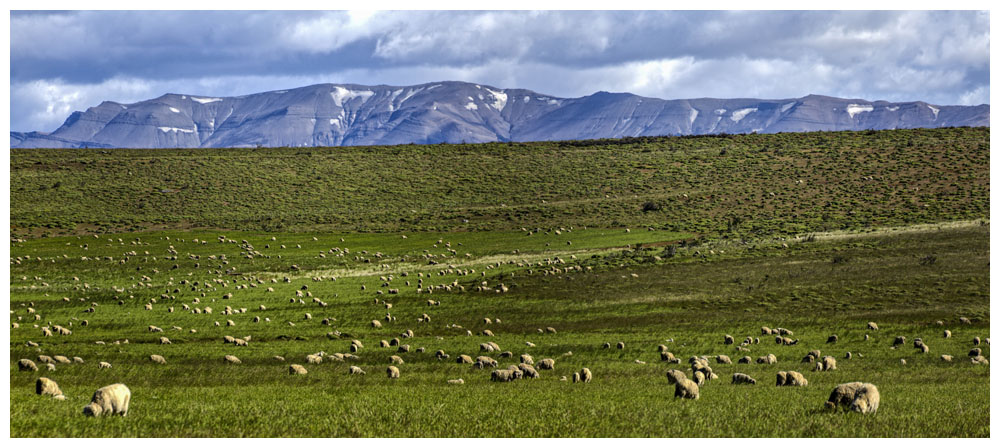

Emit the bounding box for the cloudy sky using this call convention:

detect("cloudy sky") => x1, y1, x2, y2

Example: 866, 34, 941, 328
9, 10, 990, 132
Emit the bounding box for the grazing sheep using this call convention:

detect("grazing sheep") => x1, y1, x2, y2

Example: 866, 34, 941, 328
777, 370, 808, 387
660, 351, 677, 362
448, 379, 464, 385
738, 356, 752, 364
36, 377, 64, 398
732, 373, 757, 385
969, 347, 982, 357
545, 327, 557, 334
390, 355, 405, 365
893, 336, 906, 346
825, 382, 880, 415
693, 371, 706, 386
349, 366, 366, 375
674, 379, 700, 400
224, 355, 241, 364
457, 355, 473, 364
82, 384, 131, 417
827, 335, 839, 344
519, 363, 540, 379
666, 369, 687, 384
944, 330, 952, 338
867, 322, 879, 331
900, 359, 907, 365
571, 372, 581, 383
306, 354, 323, 364
380, 340, 390, 348
234, 338, 248, 347
845, 352, 853, 360
821, 356, 837, 371
579, 367, 593, 383
53, 355, 71, 364
150, 355, 167, 364
537, 358, 556, 370
99, 362, 112, 369
289, 364, 308, 375
46, 363, 56, 371
38, 355, 54, 364
520, 354, 534, 365
970, 355, 989, 365
761, 326, 773, 335
940, 355, 953, 362
616, 341, 625, 350
499, 351, 514, 359
159, 337, 171, 345
491, 369, 517, 382
959, 317, 972, 324
482, 329, 494, 337
398, 345, 410, 353
474, 356, 498, 369
973, 337, 981, 345
918, 343, 930, 354
602, 342, 612, 349
756, 354, 777, 365
724, 334, 735, 345
716, 355, 733, 365
73, 357, 84, 364
387, 365, 400, 379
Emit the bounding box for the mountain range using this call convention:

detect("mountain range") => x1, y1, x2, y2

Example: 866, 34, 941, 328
10, 81, 990, 148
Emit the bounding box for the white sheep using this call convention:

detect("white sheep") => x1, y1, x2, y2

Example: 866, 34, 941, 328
83, 384, 131, 417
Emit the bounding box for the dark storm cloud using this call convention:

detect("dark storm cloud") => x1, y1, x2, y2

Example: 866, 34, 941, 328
10, 10, 990, 132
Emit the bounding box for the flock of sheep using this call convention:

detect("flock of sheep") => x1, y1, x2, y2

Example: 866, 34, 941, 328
12, 233, 991, 422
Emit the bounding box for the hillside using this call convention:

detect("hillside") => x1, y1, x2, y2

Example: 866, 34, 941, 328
10, 127, 990, 239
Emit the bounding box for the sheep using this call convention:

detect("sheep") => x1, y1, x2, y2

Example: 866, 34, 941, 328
73, 357, 84, 364
371, 320, 383, 329
349, 366, 366, 375
398, 345, 410, 353
38, 355, 54, 364
82, 384, 131, 417
36, 377, 64, 399
940, 355, 953, 362
520, 354, 534, 365
867, 322, 879, 331
390, 355, 405, 365
660, 351, 677, 362
46, 363, 56, 371
970, 356, 989, 365
491, 369, 517, 382
159, 336, 171, 345
448, 379, 465, 385
482, 329, 494, 337
756, 354, 777, 364
973, 337, 981, 345
224, 355, 241, 364
918, 343, 930, 354
519, 363, 540, 379
306, 354, 323, 364
827, 335, 839, 344
602, 342, 612, 349
99, 362, 112, 369
716, 355, 733, 365
274, 356, 286, 362
674, 378, 700, 399
457, 355, 473, 364
387, 365, 400, 379
893, 336, 906, 346
289, 364, 308, 375
969, 347, 982, 357
732, 373, 757, 385
944, 330, 952, 338
474, 356, 498, 369
537, 358, 556, 370
571, 372, 581, 383
545, 327, 557, 334
959, 317, 972, 325
761, 326, 773, 335
666, 369, 687, 384
820, 356, 837, 371
738, 356, 752, 364
724, 334, 735, 345
616, 341, 626, 350
825, 382, 879, 415
53, 355, 71, 364
234, 338, 248, 347
150, 355, 167, 365
776, 370, 809, 386
579, 367, 593, 383
693, 371, 706, 386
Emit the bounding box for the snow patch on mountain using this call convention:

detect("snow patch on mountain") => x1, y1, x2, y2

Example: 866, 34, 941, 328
846, 104, 874, 118
330, 86, 374, 108
731, 108, 757, 122
192, 97, 222, 104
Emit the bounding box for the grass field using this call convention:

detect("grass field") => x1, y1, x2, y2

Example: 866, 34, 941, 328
8, 128, 990, 437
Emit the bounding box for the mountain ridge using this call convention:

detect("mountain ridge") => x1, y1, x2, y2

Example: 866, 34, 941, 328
11, 80, 990, 148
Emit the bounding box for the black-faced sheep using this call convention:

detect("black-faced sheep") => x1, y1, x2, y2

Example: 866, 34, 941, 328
827, 335, 838, 344
387, 365, 400, 379
457, 355, 473, 364
969, 347, 982, 357
738, 356, 752, 364
19, 359, 38, 371
724, 334, 735, 345
537, 358, 555, 370
519, 363, 540, 379
666, 369, 687, 384
579, 367, 593, 383
82, 384, 131, 417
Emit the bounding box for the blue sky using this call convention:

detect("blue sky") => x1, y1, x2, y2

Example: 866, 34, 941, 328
9, 10, 990, 132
